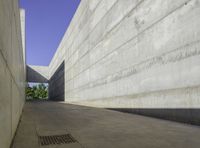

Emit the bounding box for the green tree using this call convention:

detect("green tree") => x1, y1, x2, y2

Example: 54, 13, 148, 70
25, 85, 34, 99
37, 84, 48, 99
26, 83, 48, 100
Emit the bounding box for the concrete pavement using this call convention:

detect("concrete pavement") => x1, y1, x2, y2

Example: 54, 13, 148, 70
12, 101, 200, 148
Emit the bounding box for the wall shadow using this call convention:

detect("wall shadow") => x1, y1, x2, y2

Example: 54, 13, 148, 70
49, 61, 65, 101
107, 108, 200, 126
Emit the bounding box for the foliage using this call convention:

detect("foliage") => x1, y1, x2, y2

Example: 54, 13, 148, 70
26, 83, 48, 99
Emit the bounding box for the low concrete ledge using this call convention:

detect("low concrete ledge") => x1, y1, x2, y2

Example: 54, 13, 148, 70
66, 85, 200, 126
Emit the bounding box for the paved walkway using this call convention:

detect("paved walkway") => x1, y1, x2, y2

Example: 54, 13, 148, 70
12, 101, 200, 148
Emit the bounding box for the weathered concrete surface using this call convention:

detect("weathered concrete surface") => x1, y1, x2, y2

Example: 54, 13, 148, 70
0, 0, 26, 147
12, 101, 200, 148
62, 0, 200, 105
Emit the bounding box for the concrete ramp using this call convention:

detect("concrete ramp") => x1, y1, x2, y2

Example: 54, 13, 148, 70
12, 101, 200, 148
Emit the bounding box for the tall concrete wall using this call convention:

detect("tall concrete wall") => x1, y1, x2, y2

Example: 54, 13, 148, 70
26, 0, 200, 124
0, 0, 26, 147
20, 9, 26, 71
49, 62, 65, 101
46, 0, 200, 124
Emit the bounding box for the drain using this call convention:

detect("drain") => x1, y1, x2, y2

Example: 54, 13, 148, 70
39, 134, 77, 146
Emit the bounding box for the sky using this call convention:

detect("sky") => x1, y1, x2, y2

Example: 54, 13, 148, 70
20, 0, 80, 66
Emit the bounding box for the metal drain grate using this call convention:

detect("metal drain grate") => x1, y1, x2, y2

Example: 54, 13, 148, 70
39, 134, 76, 146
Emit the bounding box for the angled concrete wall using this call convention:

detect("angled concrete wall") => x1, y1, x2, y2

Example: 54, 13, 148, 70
27, 65, 49, 83
46, 0, 200, 124
0, 0, 26, 147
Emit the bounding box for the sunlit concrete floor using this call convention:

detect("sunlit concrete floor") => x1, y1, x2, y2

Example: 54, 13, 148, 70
12, 101, 200, 148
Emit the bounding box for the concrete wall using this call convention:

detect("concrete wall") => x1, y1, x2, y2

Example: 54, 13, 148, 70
26, 0, 200, 124
0, 0, 26, 147
20, 9, 26, 71
27, 65, 49, 83
46, 0, 200, 124
49, 62, 65, 101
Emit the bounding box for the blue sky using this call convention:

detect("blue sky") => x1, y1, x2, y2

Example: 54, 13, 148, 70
20, 0, 80, 66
